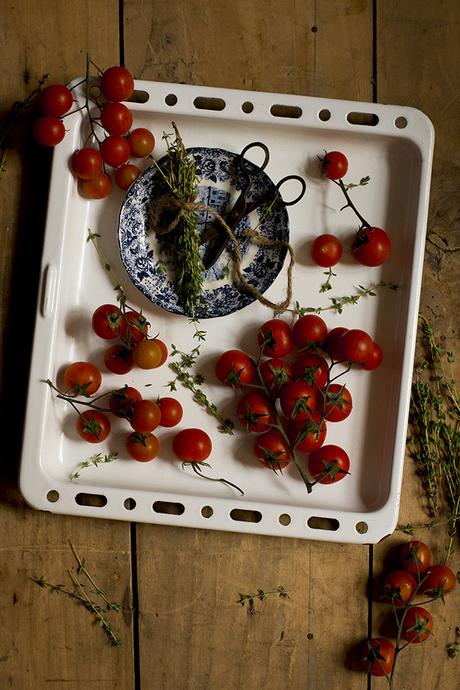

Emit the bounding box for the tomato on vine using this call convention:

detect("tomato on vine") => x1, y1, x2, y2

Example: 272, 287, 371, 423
279, 380, 317, 422
76, 410, 111, 443
129, 400, 161, 433
91, 303, 122, 339
101, 66, 135, 102
383, 570, 417, 607
323, 384, 352, 422
352, 226, 391, 267
258, 318, 294, 358
400, 540, 431, 575
320, 150, 348, 180
236, 391, 276, 433
33, 116, 66, 146
307, 444, 350, 484
120, 310, 149, 344
104, 344, 134, 375
292, 314, 327, 348
291, 352, 328, 389
287, 419, 326, 453
253, 429, 292, 471
38, 83, 73, 117
420, 564, 456, 597
215, 349, 256, 389
172, 428, 212, 463
133, 339, 165, 369
115, 163, 141, 190
100, 102, 133, 136
72, 147, 104, 180
340, 329, 373, 364
401, 607, 433, 644
100, 135, 130, 168
127, 128, 155, 157
360, 638, 395, 677
63, 361, 102, 396
126, 432, 159, 462
80, 171, 112, 199
109, 386, 142, 419
259, 357, 293, 397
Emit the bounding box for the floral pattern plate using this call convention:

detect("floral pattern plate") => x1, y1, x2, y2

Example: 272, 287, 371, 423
118, 146, 289, 318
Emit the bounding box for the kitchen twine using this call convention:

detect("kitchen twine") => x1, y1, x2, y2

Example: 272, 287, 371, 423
151, 195, 295, 313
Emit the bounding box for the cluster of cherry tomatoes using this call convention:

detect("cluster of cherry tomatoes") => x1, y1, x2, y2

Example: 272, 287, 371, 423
215, 313, 382, 489
32, 65, 155, 197
312, 150, 392, 268
359, 539, 457, 679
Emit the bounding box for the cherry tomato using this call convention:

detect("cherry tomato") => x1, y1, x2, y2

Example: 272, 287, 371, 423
133, 339, 164, 369
307, 444, 350, 484
100, 102, 133, 135
292, 314, 328, 348
80, 171, 112, 199
279, 381, 317, 422
72, 147, 103, 180
360, 638, 395, 677
352, 226, 391, 267
324, 327, 348, 361
421, 564, 456, 597
236, 391, 276, 433
215, 349, 256, 389
311, 233, 343, 267
129, 400, 161, 433
259, 358, 293, 398
323, 383, 353, 422
127, 128, 155, 157
158, 397, 183, 427
340, 329, 373, 364
104, 344, 134, 375
115, 163, 141, 190
401, 606, 433, 644
120, 310, 149, 345
100, 135, 130, 167
38, 84, 73, 117
253, 429, 291, 471
76, 410, 111, 443
287, 419, 327, 453
363, 341, 383, 371
101, 66, 134, 102
109, 386, 142, 419
172, 428, 212, 463
258, 319, 294, 357
320, 151, 348, 180
291, 352, 328, 389
126, 432, 159, 462
383, 570, 417, 607
33, 116, 65, 146
154, 338, 168, 366
63, 361, 102, 396
400, 540, 432, 575
91, 304, 122, 339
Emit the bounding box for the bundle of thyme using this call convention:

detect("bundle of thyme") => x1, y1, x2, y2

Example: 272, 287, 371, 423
152, 123, 204, 316
407, 316, 460, 559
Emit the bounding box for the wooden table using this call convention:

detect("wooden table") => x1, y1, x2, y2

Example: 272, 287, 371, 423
1, 2, 459, 688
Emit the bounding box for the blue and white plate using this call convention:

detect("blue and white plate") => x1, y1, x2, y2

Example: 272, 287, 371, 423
118, 146, 289, 318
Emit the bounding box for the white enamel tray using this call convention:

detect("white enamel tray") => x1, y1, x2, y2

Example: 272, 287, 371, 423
19, 79, 434, 543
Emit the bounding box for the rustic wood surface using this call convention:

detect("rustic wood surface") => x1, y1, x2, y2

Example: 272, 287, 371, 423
1, 1, 458, 689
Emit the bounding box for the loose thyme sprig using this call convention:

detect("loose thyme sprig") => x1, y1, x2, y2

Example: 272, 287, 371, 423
168, 344, 234, 434
238, 586, 289, 615
293, 281, 398, 316
71, 452, 118, 481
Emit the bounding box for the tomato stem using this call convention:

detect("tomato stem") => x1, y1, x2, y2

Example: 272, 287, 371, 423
185, 461, 244, 495
334, 179, 373, 231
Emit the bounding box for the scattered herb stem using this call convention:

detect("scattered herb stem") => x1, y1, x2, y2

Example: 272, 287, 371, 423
238, 585, 289, 615
293, 281, 398, 316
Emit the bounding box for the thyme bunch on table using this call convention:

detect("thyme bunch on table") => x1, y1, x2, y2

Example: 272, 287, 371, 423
152, 122, 204, 316
407, 315, 460, 559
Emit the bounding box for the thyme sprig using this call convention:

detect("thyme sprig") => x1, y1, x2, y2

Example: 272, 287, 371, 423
407, 315, 460, 560
31, 542, 122, 646
168, 344, 234, 434
293, 281, 398, 315
71, 452, 118, 481
238, 585, 289, 615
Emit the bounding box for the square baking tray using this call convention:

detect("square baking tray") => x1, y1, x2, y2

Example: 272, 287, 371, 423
19, 79, 434, 543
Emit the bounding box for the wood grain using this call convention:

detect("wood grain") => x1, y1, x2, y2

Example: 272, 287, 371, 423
125, 2, 373, 689
0, 2, 134, 688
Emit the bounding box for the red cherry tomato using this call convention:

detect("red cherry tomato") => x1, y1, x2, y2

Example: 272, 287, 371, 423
320, 151, 348, 180
253, 429, 292, 471
324, 327, 348, 360
33, 116, 65, 146
307, 444, 350, 484
133, 339, 164, 369
80, 171, 112, 199
291, 352, 328, 389
129, 400, 161, 433
72, 147, 104, 180
101, 66, 135, 102
38, 84, 73, 117
100, 135, 130, 167
352, 226, 391, 267
421, 564, 456, 597
63, 361, 102, 396
158, 397, 183, 427
363, 341, 383, 370
120, 310, 149, 344
311, 233, 343, 267
287, 419, 327, 453
172, 428, 212, 463
127, 128, 156, 157
401, 606, 433, 644
76, 410, 111, 443
215, 349, 256, 389
258, 319, 294, 357
400, 540, 432, 575
323, 383, 353, 422
279, 381, 317, 422
104, 344, 134, 375
383, 570, 417, 607
236, 392, 276, 433
115, 163, 141, 190
259, 358, 293, 398
109, 386, 142, 419
360, 638, 395, 677
100, 102, 133, 135
340, 329, 373, 364
126, 432, 159, 462
91, 304, 122, 339
292, 314, 328, 348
